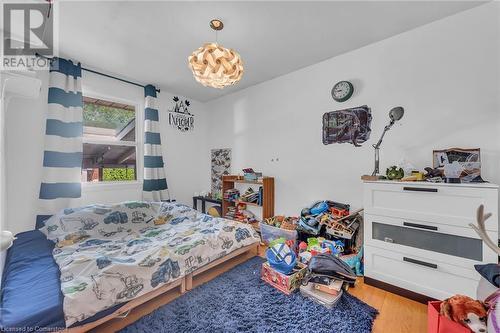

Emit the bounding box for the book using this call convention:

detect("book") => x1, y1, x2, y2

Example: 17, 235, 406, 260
313, 280, 343, 296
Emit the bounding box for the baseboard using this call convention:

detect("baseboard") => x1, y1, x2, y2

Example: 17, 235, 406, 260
364, 276, 437, 304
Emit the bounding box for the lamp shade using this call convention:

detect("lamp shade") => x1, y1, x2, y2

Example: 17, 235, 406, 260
188, 42, 243, 89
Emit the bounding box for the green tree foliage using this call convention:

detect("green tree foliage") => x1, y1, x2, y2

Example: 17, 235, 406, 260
83, 103, 135, 129
102, 168, 136, 181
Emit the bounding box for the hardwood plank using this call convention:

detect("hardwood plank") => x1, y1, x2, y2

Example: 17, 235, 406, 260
372, 292, 427, 333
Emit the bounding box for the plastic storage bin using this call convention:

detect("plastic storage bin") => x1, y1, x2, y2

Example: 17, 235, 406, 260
260, 222, 298, 248
300, 283, 343, 309
428, 301, 472, 333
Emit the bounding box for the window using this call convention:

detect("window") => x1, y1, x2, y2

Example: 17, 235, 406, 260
82, 96, 138, 183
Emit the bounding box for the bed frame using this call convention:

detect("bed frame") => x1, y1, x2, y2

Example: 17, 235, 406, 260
64, 243, 259, 333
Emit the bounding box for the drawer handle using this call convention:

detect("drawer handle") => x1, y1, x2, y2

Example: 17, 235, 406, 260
403, 257, 438, 269
403, 187, 438, 193
403, 222, 438, 231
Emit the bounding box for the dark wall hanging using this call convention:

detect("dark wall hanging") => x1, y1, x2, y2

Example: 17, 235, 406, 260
322, 105, 372, 147
168, 96, 195, 132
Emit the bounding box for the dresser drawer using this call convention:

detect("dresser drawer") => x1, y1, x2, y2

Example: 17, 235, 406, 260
363, 181, 498, 231
364, 214, 498, 266
364, 245, 479, 299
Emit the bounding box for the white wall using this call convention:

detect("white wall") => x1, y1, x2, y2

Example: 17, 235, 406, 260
3, 2, 499, 235
4, 70, 207, 235
204, 3, 500, 216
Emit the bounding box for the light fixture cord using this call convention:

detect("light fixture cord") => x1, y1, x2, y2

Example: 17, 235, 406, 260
215, 30, 218, 45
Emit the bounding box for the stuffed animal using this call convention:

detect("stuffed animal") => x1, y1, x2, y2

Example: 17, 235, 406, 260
470, 205, 500, 333
440, 295, 488, 333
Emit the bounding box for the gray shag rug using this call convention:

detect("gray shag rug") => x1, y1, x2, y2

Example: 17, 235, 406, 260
120, 257, 378, 333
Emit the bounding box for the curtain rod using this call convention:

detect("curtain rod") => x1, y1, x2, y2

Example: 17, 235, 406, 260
35, 53, 160, 93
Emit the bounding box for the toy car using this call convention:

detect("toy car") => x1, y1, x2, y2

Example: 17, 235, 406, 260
131, 211, 149, 223
199, 228, 216, 234
139, 255, 161, 267
218, 236, 234, 250
126, 238, 152, 247
123, 202, 151, 209
222, 225, 235, 232
63, 282, 87, 294
116, 275, 144, 299
175, 240, 205, 255
235, 228, 251, 242
151, 259, 180, 287
144, 229, 166, 238
201, 215, 213, 223
104, 211, 128, 224
170, 216, 188, 225
168, 236, 191, 248
79, 239, 112, 248
96, 256, 135, 269
57, 232, 91, 247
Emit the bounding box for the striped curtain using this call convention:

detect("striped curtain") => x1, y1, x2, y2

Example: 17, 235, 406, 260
36, 58, 83, 228
143, 84, 169, 201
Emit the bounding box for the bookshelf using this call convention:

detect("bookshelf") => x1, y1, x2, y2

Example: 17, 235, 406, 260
222, 175, 275, 222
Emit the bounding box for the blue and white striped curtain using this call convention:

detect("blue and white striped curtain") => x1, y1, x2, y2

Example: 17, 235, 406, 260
36, 58, 83, 228
143, 84, 169, 202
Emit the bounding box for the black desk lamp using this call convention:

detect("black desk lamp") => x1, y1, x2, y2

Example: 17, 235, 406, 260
371, 107, 404, 177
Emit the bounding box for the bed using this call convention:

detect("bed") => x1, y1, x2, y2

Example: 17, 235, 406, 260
0, 201, 260, 331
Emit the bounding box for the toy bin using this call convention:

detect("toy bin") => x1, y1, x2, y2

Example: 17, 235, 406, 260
260, 222, 298, 249
261, 262, 306, 295
428, 301, 472, 333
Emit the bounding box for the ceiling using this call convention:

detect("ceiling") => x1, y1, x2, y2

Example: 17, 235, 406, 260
57, 1, 486, 102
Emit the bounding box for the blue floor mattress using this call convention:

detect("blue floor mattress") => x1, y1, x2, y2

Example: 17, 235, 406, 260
0, 230, 123, 330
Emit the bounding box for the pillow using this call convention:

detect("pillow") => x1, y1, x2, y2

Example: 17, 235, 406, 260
39, 205, 102, 242
475, 264, 500, 288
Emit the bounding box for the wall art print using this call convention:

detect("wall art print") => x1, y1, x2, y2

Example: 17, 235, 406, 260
211, 148, 231, 196
168, 96, 194, 132
322, 105, 372, 147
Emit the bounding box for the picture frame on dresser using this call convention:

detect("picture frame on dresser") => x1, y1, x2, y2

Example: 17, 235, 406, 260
432, 148, 481, 183
362, 180, 498, 303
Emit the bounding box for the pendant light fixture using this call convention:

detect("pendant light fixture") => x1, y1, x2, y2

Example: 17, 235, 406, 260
188, 19, 243, 89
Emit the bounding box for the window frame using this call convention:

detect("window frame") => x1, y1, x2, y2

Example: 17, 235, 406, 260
80, 91, 143, 188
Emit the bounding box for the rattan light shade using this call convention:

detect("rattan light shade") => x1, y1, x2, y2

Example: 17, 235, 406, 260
188, 42, 243, 89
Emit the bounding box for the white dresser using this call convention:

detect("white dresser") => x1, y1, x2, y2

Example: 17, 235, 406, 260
363, 180, 498, 301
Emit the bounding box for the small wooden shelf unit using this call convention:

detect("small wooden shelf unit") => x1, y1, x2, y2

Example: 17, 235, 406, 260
222, 175, 275, 221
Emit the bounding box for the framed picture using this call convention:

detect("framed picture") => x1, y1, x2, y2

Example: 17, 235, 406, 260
211, 148, 231, 196
322, 105, 372, 147
432, 148, 481, 182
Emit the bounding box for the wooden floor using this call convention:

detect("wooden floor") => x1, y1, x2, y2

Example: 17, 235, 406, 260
90, 246, 427, 333
348, 278, 427, 333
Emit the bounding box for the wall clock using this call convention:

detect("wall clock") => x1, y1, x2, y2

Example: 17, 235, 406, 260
331, 81, 354, 102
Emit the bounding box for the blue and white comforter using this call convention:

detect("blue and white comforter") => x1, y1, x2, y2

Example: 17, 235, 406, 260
40, 201, 260, 327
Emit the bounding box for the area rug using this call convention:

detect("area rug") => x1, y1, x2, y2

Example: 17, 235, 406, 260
120, 257, 378, 333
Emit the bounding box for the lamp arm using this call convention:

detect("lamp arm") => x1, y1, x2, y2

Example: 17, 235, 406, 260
372, 120, 394, 149
371, 120, 395, 176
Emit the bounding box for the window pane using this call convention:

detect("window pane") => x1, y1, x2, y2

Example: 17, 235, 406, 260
83, 97, 136, 142
82, 143, 136, 182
